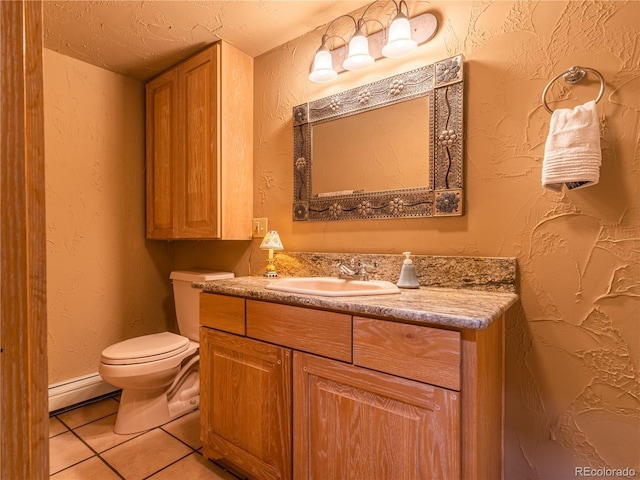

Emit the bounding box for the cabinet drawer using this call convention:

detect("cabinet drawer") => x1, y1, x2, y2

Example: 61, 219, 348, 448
200, 293, 245, 335
247, 301, 351, 362
353, 317, 461, 390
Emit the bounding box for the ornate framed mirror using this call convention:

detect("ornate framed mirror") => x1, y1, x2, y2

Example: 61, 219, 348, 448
292, 54, 464, 222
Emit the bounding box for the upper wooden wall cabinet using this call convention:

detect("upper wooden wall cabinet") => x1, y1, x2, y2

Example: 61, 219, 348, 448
146, 42, 253, 239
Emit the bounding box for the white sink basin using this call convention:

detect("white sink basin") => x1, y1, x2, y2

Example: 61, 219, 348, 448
265, 277, 401, 297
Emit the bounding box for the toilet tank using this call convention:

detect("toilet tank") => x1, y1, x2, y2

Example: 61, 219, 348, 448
170, 270, 235, 341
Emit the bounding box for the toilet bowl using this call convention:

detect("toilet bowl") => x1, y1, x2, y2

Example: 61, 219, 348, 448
99, 270, 234, 434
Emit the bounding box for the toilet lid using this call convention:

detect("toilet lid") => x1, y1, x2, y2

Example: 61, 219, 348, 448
101, 332, 190, 365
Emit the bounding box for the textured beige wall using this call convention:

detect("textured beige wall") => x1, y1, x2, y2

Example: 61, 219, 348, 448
177, 0, 639, 477
44, 50, 175, 384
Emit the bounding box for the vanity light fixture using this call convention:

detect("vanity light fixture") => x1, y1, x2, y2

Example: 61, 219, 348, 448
309, 14, 355, 83
259, 230, 284, 277
308, 0, 438, 84
309, 45, 337, 83
381, 1, 417, 58
343, 21, 375, 71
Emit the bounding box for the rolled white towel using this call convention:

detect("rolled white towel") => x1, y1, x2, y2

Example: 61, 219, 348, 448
542, 100, 602, 192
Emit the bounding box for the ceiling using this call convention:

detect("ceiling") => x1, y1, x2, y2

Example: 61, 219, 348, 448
43, 1, 371, 81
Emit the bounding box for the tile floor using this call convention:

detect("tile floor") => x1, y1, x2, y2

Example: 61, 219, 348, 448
49, 395, 238, 480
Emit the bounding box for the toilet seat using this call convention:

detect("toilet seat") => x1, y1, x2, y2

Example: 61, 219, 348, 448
101, 332, 189, 365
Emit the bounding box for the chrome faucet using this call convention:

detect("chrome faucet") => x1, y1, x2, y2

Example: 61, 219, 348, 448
336, 259, 378, 281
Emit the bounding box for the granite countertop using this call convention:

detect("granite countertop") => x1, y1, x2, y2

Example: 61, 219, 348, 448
195, 276, 518, 330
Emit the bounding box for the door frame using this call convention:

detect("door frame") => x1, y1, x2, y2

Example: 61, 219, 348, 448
0, 0, 49, 478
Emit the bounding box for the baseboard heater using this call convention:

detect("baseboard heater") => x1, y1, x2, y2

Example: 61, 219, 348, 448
48, 372, 119, 412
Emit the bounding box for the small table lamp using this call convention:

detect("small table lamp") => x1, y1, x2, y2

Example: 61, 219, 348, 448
259, 230, 284, 277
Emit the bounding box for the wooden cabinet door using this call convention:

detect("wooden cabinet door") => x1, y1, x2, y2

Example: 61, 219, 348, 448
145, 42, 252, 240
200, 328, 292, 480
177, 46, 219, 238
146, 68, 178, 239
293, 352, 460, 480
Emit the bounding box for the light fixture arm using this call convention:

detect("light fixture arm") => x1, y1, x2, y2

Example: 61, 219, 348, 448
391, 0, 410, 17
356, 0, 383, 25
357, 18, 386, 38
401, 0, 409, 15
319, 33, 348, 51
320, 14, 357, 48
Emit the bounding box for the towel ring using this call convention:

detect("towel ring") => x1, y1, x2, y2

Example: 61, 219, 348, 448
542, 66, 605, 114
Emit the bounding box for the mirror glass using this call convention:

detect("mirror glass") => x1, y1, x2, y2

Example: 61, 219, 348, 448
312, 98, 430, 195
293, 54, 464, 222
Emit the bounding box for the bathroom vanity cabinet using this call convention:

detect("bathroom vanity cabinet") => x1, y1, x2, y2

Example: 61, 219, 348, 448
145, 41, 253, 240
199, 291, 505, 480
200, 328, 292, 480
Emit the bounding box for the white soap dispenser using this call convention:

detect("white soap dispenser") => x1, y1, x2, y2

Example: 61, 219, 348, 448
397, 252, 420, 289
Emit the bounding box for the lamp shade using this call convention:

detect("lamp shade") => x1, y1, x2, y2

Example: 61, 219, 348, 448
309, 47, 337, 83
260, 231, 284, 250
381, 13, 417, 58
342, 31, 374, 71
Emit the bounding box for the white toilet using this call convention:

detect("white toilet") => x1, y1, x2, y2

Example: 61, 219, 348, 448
99, 270, 234, 434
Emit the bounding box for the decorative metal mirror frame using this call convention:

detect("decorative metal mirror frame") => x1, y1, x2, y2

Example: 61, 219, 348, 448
292, 54, 464, 222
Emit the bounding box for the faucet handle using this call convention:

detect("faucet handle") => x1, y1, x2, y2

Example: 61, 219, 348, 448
340, 264, 356, 276
357, 261, 378, 281
360, 260, 378, 271
335, 261, 356, 277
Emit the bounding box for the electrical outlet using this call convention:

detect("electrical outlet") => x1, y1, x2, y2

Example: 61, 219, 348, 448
252, 218, 268, 238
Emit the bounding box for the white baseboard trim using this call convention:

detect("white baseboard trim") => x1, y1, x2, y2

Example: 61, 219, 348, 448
49, 372, 119, 412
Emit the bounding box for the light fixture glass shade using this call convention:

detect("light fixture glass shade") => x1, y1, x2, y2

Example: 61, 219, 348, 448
342, 32, 374, 71
382, 14, 417, 58
260, 231, 284, 250
309, 47, 337, 83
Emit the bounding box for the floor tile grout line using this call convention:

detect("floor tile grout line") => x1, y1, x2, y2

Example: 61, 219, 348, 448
57, 418, 129, 479
141, 449, 197, 480
49, 456, 97, 478
83, 425, 194, 479
49, 425, 96, 476
50, 418, 138, 480
60, 413, 195, 456
95, 453, 127, 480
84, 426, 149, 456
53, 415, 76, 432
50, 453, 125, 480
160, 423, 201, 452
50, 404, 208, 479
62, 406, 198, 453
56, 409, 121, 431
56, 407, 152, 457
48, 420, 69, 439
48, 432, 96, 477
